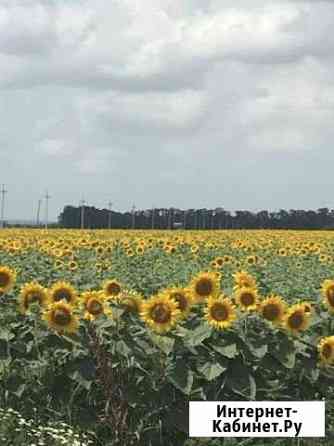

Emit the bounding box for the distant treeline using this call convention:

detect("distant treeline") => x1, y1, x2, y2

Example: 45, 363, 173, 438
58, 206, 334, 230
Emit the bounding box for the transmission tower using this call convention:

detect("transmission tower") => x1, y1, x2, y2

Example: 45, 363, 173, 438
0, 184, 7, 229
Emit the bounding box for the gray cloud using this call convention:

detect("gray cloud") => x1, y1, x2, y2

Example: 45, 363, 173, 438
0, 0, 333, 220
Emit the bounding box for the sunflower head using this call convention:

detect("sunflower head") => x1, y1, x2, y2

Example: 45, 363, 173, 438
246, 255, 258, 265
190, 272, 220, 303
119, 289, 143, 314
0, 266, 16, 294
48, 281, 78, 306
81, 291, 111, 320
321, 280, 334, 312
214, 257, 224, 268
140, 293, 180, 334
68, 260, 78, 271
300, 301, 313, 314
235, 287, 259, 311
259, 294, 286, 325
103, 279, 122, 300
164, 287, 193, 319
233, 270, 256, 290
318, 336, 334, 365
204, 295, 237, 330
284, 304, 311, 335
43, 301, 79, 334
19, 282, 49, 314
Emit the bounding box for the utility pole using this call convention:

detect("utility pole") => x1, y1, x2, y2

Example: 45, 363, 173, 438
183, 210, 187, 230
108, 201, 113, 229
0, 184, 7, 229
131, 204, 136, 229
80, 198, 86, 229
202, 210, 206, 229
168, 208, 172, 230
36, 199, 42, 227
44, 190, 51, 230
151, 205, 155, 230
211, 210, 216, 230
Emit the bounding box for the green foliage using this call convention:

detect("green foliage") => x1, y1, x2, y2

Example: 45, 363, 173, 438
1, 229, 334, 445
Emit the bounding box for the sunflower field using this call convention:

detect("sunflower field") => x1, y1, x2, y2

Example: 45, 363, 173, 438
1, 229, 334, 445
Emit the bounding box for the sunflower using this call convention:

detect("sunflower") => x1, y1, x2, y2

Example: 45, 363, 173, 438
119, 289, 143, 314
259, 294, 286, 325
235, 287, 259, 311
278, 248, 288, 257
140, 293, 180, 333
300, 301, 313, 314
214, 257, 224, 268
103, 279, 122, 300
43, 301, 79, 334
233, 271, 257, 290
48, 281, 78, 306
164, 287, 193, 319
126, 248, 134, 257
284, 304, 311, 335
68, 260, 78, 271
81, 291, 111, 320
136, 246, 145, 255
246, 255, 258, 265
190, 272, 220, 303
318, 336, 334, 365
0, 266, 16, 294
19, 282, 49, 314
222, 255, 232, 264
204, 295, 236, 330
321, 280, 334, 312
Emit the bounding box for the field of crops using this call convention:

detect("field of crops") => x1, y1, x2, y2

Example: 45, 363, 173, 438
1, 229, 334, 445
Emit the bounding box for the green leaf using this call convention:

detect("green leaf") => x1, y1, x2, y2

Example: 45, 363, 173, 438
184, 324, 212, 347
226, 359, 255, 399
167, 359, 194, 395
197, 361, 226, 381
271, 336, 296, 369
247, 340, 268, 359
0, 329, 14, 342
212, 343, 238, 359
116, 340, 132, 357
150, 333, 175, 355
69, 370, 92, 391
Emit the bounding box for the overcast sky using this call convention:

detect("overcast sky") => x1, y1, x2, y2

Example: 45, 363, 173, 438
0, 0, 334, 220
